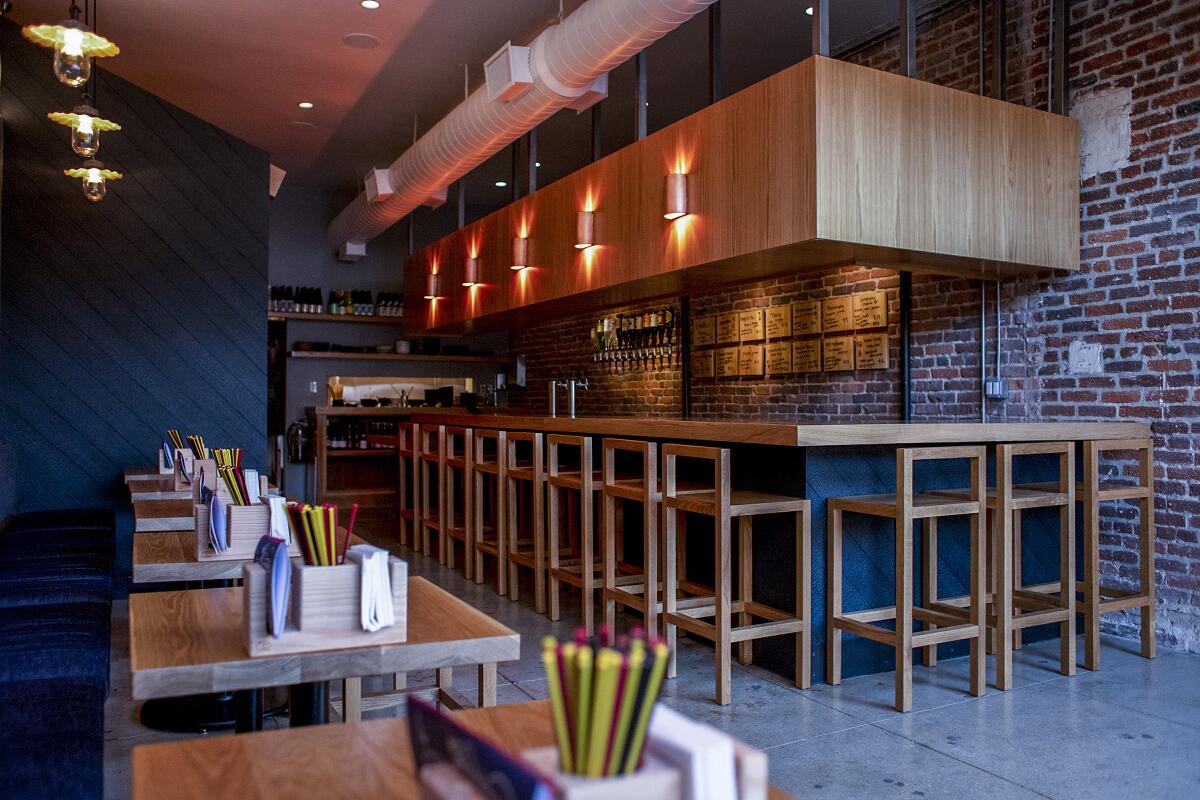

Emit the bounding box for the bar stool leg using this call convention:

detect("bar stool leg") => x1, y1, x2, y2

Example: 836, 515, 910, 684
1082, 441, 1102, 671
664, 503, 678, 680
581, 471, 596, 636
969, 507, 987, 698
1139, 444, 1156, 659
507, 477, 520, 602
995, 449, 1014, 691
642, 490, 658, 638
921, 517, 938, 668
895, 513, 914, 713
827, 505, 843, 685
549, 483, 562, 622
797, 508, 812, 690
1012, 511, 1023, 651
603, 493, 617, 633
738, 516, 753, 667
714, 508, 732, 706
1060, 495, 1077, 676
473, 469, 484, 584
533, 471, 546, 615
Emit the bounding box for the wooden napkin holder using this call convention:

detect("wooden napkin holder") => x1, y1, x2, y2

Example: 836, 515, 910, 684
193, 502, 301, 562
243, 557, 409, 657
519, 747, 681, 800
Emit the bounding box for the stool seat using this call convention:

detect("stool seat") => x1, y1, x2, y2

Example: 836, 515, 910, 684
474, 460, 501, 475
665, 489, 807, 517
933, 485, 1070, 510
548, 469, 603, 491
508, 463, 548, 482
832, 492, 980, 519
1020, 479, 1150, 502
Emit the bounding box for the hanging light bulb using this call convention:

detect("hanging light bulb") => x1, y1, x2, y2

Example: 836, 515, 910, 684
23, 15, 120, 89
64, 159, 122, 202
48, 104, 122, 157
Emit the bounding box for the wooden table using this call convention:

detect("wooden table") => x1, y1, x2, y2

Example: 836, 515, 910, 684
125, 466, 166, 483
128, 477, 189, 501
131, 700, 791, 799
133, 499, 194, 532
129, 578, 519, 713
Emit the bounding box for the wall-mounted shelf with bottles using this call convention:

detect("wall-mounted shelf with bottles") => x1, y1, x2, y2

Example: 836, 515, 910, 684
590, 305, 678, 373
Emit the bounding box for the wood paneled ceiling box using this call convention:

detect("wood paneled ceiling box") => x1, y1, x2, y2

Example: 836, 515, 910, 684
408, 56, 1079, 334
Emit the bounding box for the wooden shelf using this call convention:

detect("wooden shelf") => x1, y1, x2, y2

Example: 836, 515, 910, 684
269, 311, 406, 325
326, 449, 398, 458
322, 488, 397, 499
288, 351, 503, 364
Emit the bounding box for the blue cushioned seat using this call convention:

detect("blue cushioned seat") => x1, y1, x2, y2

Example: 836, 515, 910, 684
0, 677, 104, 800
0, 602, 111, 689
0, 557, 113, 607
2, 508, 115, 534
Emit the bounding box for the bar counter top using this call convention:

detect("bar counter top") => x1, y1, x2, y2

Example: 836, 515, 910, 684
408, 412, 1149, 447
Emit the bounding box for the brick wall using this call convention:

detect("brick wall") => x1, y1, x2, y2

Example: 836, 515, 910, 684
508, 0, 1200, 650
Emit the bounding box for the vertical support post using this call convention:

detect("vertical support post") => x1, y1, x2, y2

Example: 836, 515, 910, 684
1049, 0, 1069, 114
992, 0, 1006, 100
680, 296, 692, 419
527, 129, 538, 194
899, 0, 917, 78
510, 140, 520, 202
456, 178, 465, 230
708, 3, 722, 104
407, 213, 415, 256
811, 0, 830, 57
590, 103, 603, 163
899, 272, 912, 421
634, 52, 648, 140
980, 281, 988, 422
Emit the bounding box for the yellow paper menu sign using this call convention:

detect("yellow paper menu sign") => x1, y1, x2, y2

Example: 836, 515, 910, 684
715, 347, 739, 376
855, 333, 890, 369
791, 300, 821, 336
765, 305, 791, 338
692, 350, 715, 378
765, 341, 791, 375
823, 336, 854, 371
739, 309, 765, 342
738, 345, 764, 376
792, 339, 821, 372
852, 291, 888, 329
692, 315, 715, 346
822, 297, 853, 333
716, 313, 739, 344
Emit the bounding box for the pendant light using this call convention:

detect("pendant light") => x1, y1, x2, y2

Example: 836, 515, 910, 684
48, 103, 121, 157
22, 2, 119, 88
64, 159, 122, 202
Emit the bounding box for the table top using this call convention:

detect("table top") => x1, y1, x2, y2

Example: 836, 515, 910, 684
133, 499, 194, 533
129, 577, 519, 699
128, 477, 190, 501
131, 700, 790, 799
132, 531, 369, 584
125, 466, 166, 483
409, 413, 1150, 448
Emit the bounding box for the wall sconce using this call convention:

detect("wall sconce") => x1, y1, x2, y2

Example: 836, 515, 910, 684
462, 256, 479, 287
423, 273, 440, 300
664, 173, 688, 220
511, 236, 528, 270
575, 210, 595, 249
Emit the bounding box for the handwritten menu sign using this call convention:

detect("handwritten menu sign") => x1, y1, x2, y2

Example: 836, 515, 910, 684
715, 347, 739, 377
823, 336, 854, 371
791, 300, 821, 336
765, 341, 791, 375
855, 333, 889, 370
765, 305, 791, 338
692, 315, 715, 347
822, 296, 854, 333
716, 313, 740, 344
739, 309, 765, 342
691, 350, 715, 378
739, 345, 764, 376
792, 339, 821, 372
853, 291, 887, 329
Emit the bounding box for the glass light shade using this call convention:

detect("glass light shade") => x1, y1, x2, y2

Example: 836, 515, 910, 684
48, 106, 120, 159
424, 273, 440, 300
511, 236, 528, 270
83, 167, 107, 202
462, 256, 479, 287
575, 210, 594, 249
664, 173, 688, 220
54, 27, 91, 87
72, 115, 99, 157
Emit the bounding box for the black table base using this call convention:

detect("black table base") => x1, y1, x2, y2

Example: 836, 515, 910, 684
288, 682, 329, 726
139, 693, 237, 734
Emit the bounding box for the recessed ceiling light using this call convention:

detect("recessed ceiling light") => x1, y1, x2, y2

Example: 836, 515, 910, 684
495, 180, 508, 187
297, 101, 314, 109
535, 161, 541, 167
361, 0, 381, 8
806, 6, 814, 15
342, 32, 380, 49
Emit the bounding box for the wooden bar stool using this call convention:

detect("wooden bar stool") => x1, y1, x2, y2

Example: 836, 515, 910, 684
472, 429, 507, 595
504, 431, 546, 614
931, 442, 1075, 690
397, 422, 418, 550
443, 426, 474, 580
827, 446, 987, 712
661, 444, 811, 705
547, 434, 603, 634
418, 423, 443, 560
600, 438, 661, 638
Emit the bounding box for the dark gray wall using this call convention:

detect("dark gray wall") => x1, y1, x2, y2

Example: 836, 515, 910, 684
0, 18, 269, 584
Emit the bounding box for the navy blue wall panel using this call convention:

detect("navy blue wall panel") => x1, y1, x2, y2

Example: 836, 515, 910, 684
0, 19, 268, 588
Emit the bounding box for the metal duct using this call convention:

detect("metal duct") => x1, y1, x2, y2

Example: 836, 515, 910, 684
327, 0, 716, 248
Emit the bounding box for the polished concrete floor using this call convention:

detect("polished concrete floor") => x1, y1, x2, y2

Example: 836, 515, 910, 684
106, 545, 1200, 799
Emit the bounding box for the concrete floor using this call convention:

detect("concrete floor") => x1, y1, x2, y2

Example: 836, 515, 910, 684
106, 546, 1200, 799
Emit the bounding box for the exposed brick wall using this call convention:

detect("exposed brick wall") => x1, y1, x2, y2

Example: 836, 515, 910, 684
508, 0, 1200, 650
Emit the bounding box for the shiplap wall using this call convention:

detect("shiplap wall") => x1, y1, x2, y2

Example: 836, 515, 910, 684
0, 19, 268, 579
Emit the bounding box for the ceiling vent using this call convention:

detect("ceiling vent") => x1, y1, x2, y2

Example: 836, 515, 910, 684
484, 42, 533, 102
423, 185, 448, 209
365, 168, 393, 203
566, 73, 608, 113
338, 240, 367, 262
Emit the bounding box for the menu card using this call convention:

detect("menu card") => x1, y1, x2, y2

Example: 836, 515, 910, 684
738, 345, 764, 376
765, 305, 791, 338
715, 347, 739, 377
716, 313, 739, 344
765, 341, 791, 375
692, 351, 715, 378
822, 297, 854, 333
739, 309, 765, 342
793, 339, 821, 372
692, 315, 716, 346
791, 300, 821, 336
855, 333, 890, 370
853, 291, 888, 329
823, 336, 855, 371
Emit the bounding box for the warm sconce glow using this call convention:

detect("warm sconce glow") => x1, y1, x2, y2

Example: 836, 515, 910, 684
423, 273, 440, 300
664, 173, 688, 220
511, 235, 528, 270
575, 210, 595, 250
462, 255, 479, 287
